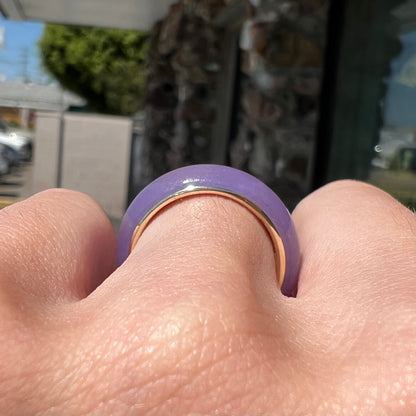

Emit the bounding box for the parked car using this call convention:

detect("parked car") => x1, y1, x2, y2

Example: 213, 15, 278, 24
1, 142, 20, 167
0, 131, 32, 161
0, 119, 33, 161
0, 118, 34, 139
0, 144, 11, 176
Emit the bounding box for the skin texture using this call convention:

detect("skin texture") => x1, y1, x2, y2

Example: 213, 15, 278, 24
0, 180, 414, 415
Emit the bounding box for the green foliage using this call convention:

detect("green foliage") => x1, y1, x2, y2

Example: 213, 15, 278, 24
39, 24, 149, 115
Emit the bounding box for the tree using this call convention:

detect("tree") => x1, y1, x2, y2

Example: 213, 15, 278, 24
39, 24, 149, 115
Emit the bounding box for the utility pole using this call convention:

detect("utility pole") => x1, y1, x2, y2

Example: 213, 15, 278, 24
0, 27, 5, 49
20, 47, 29, 83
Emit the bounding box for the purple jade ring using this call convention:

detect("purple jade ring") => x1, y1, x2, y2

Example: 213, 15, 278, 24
117, 164, 300, 297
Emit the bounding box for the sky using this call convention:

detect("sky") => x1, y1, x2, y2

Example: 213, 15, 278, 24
0, 15, 48, 83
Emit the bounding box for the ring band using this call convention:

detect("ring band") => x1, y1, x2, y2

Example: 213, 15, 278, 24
129, 187, 287, 288
117, 164, 300, 296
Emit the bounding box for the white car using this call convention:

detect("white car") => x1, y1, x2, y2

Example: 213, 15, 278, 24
0, 131, 32, 161
0, 118, 33, 161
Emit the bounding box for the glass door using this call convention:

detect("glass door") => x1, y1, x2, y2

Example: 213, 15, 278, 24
318, 0, 416, 208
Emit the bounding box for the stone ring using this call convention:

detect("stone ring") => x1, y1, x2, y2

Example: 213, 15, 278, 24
117, 164, 300, 296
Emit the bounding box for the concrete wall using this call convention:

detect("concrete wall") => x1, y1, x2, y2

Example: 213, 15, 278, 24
33, 111, 61, 191
34, 111, 132, 220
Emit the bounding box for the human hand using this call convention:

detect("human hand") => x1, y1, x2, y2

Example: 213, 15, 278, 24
0, 180, 414, 415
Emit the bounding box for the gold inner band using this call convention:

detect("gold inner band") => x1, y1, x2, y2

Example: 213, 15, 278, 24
129, 187, 286, 288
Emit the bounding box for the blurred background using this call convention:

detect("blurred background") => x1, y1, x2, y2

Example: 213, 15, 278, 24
0, 0, 415, 230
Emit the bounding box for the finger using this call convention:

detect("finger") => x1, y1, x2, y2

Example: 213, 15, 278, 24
68, 195, 304, 414
292, 180, 415, 302
291, 181, 416, 415
0, 189, 116, 309
105, 195, 283, 311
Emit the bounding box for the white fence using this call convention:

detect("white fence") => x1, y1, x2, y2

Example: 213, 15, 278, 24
33, 111, 132, 221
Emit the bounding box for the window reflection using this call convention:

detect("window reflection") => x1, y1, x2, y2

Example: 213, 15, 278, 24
369, 20, 416, 208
